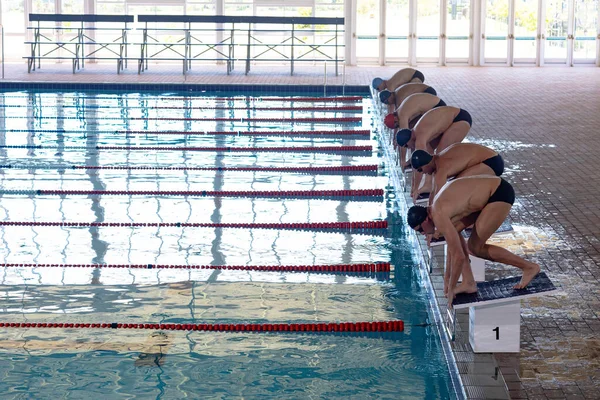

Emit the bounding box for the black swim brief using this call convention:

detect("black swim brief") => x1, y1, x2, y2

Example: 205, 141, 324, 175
412, 70, 425, 83
482, 154, 504, 176
434, 99, 446, 108
487, 178, 515, 205
452, 108, 472, 127
423, 86, 437, 96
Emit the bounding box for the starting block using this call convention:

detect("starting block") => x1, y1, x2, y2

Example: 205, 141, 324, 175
445, 272, 558, 353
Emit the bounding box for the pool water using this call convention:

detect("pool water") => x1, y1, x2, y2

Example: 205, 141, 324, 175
0, 90, 455, 399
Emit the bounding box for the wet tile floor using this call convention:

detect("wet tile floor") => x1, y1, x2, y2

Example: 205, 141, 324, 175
2, 62, 600, 399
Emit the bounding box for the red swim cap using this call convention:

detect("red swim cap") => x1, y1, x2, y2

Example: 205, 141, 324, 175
384, 113, 397, 129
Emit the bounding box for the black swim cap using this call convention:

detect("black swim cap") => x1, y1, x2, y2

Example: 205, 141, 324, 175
396, 129, 412, 147
411, 150, 434, 169
379, 90, 392, 103
423, 87, 437, 96
407, 206, 428, 229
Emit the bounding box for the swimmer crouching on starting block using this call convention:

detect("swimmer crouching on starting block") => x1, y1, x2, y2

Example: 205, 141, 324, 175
372, 68, 425, 93
410, 143, 504, 205
406, 176, 540, 305
384, 92, 446, 171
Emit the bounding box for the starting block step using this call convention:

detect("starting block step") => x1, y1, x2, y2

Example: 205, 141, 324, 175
446, 272, 558, 353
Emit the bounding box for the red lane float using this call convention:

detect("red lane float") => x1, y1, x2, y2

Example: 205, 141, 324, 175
94, 145, 372, 153
0, 320, 404, 332
0, 262, 392, 273
115, 129, 371, 137
0, 221, 389, 231
31, 189, 384, 200
72, 165, 379, 174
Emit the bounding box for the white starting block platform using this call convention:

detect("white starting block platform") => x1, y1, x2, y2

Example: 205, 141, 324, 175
446, 272, 558, 353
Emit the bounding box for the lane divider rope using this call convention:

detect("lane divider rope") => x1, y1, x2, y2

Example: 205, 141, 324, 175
0, 262, 392, 273
0, 220, 389, 231
3, 116, 362, 123
0, 145, 373, 155
4, 129, 371, 137
0, 189, 384, 201
7, 95, 364, 102
0, 320, 404, 332
0, 164, 379, 174
0, 104, 362, 112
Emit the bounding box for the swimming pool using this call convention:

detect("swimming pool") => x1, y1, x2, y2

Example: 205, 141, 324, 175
0, 88, 457, 399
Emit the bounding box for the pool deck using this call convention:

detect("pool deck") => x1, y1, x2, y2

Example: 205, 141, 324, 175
2, 62, 600, 400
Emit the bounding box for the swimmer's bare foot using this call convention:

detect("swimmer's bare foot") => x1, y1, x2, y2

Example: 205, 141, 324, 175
454, 281, 477, 295
514, 263, 541, 289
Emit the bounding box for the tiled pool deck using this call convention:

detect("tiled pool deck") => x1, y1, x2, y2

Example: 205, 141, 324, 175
1, 62, 600, 400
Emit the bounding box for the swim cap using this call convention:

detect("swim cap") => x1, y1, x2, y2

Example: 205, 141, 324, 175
407, 205, 428, 229
411, 149, 434, 169
379, 90, 392, 104
384, 113, 397, 129
372, 77, 384, 90
396, 129, 412, 147
423, 86, 437, 96
436, 99, 446, 107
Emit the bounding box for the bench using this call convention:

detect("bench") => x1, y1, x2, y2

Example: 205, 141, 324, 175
446, 272, 559, 352
135, 15, 345, 76
137, 15, 238, 75
26, 14, 134, 74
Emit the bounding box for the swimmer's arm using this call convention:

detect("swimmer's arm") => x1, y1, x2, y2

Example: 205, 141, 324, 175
433, 211, 469, 295
414, 136, 427, 151
429, 172, 447, 206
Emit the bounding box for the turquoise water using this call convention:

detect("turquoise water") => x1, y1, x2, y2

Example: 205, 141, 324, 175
0, 90, 455, 399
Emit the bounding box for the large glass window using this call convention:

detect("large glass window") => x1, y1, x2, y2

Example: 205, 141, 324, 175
544, 0, 569, 61
356, 0, 379, 59
573, 0, 598, 61
446, 0, 470, 60
484, 0, 509, 61
416, 0, 440, 60
513, 0, 538, 61
385, 0, 409, 61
